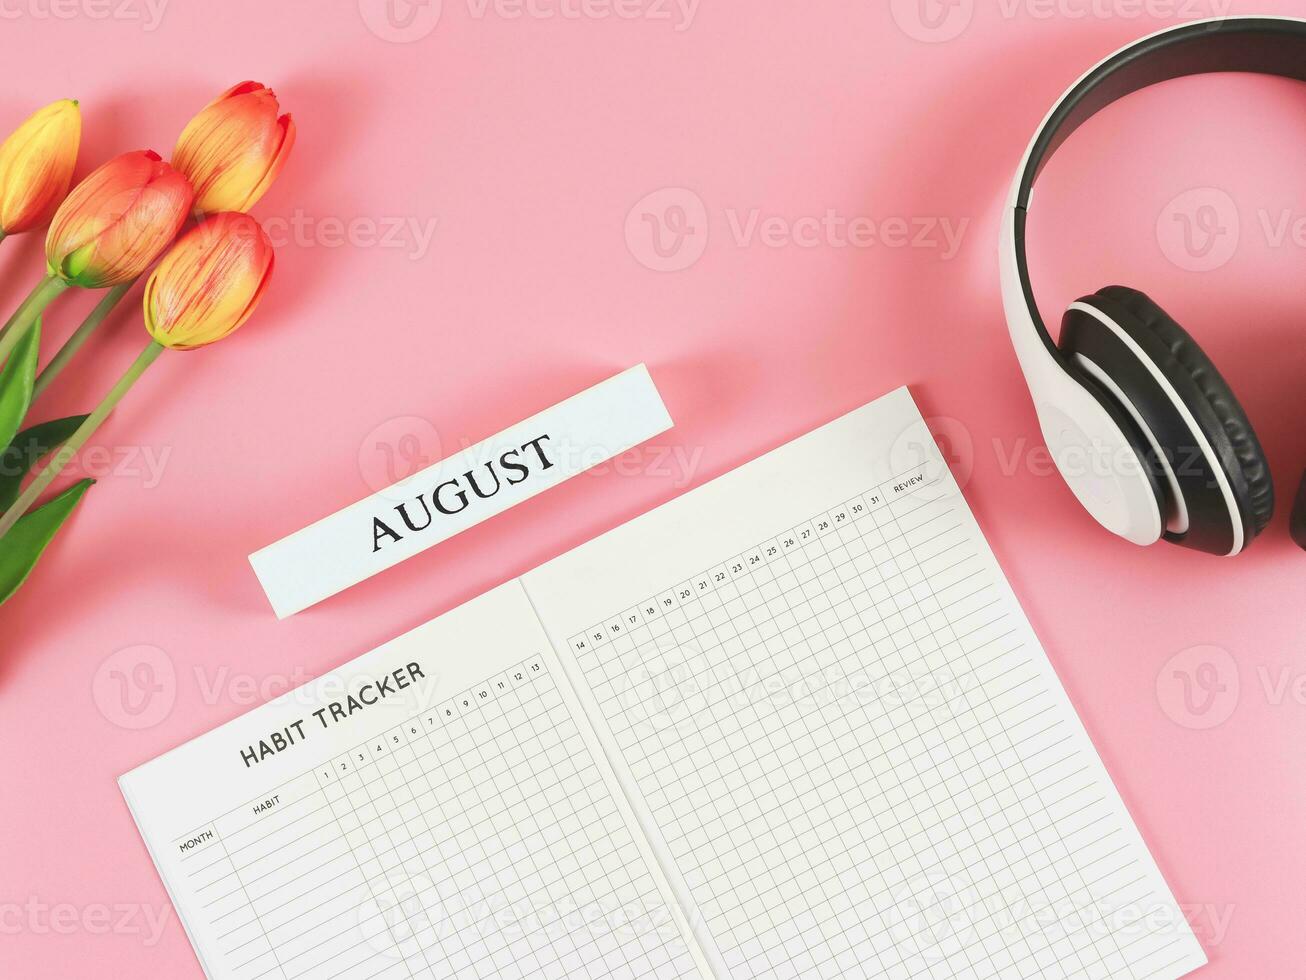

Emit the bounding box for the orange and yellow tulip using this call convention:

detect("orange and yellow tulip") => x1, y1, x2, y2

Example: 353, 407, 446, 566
0, 99, 81, 237
0, 213, 275, 542
46, 150, 193, 289
143, 212, 274, 350
172, 82, 295, 215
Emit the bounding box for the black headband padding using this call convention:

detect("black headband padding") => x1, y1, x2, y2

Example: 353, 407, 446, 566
1013, 18, 1306, 356
1017, 19, 1306, 208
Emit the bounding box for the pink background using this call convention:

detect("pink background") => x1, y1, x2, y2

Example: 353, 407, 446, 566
1, 1, 1303, 976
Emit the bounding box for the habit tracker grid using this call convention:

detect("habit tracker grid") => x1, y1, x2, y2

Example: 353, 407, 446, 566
121, 388, 1206, 980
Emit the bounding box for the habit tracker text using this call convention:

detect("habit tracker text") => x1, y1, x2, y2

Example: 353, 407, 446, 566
237, 662, 426, 769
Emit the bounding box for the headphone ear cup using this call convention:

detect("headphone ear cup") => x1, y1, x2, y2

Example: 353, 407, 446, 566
1060, 287, 1271, 556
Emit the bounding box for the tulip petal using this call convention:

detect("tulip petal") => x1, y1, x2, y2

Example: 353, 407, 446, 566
173, 82, 293, 215
46, 150, 194, 288
0, 100, 81, 235
242, 114, 296, 213
144, 212, 275, 350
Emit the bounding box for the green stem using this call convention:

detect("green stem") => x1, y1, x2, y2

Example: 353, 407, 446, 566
33, 281, 132, 399
0, 275, 68, 362
0, 340, 164, 540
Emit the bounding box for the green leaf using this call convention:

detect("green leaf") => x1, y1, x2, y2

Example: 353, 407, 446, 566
0, 315, 41, 453
0, 414, 89, 512
0, 477, 92, 607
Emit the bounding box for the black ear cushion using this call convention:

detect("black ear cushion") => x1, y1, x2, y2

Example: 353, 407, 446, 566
1093, 286, 1274, 536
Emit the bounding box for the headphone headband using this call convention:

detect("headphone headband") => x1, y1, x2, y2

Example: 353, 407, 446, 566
1005, 16, 1306, 362
1015, 17, 1306, 210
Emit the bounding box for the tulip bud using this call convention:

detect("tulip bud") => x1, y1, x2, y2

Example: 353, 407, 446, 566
46, 150, 193, 289
0, 99, 81, 237
143, 212, 273, 351
172, 82, 295, 215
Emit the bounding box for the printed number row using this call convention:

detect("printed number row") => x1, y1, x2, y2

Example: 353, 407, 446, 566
568, 488, 904, 657
315, 659, 548, 783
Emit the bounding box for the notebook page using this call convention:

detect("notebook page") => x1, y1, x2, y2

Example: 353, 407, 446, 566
523, 387, 1207, 980
120, 582, 711, 980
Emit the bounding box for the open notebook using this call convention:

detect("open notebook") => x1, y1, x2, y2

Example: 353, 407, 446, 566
120, 388, 1207, 980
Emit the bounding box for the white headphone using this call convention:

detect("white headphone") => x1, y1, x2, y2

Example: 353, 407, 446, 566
1000, 16, 1306, 556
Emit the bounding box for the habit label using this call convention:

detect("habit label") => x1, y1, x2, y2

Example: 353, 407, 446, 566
249, 365, 673, 618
